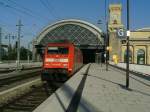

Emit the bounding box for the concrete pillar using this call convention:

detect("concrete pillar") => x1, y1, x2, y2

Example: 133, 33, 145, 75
133, 45, 136, 64
32, 46, 37, 62
148, 45, 150, 64
31, 39, 37, 62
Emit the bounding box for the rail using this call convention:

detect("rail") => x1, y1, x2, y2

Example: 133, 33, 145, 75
0, 68, 41, 87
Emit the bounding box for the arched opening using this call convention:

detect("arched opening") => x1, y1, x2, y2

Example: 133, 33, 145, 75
124, 50, 132, 63
137, 49, 145, 64
35, 19, 104, 63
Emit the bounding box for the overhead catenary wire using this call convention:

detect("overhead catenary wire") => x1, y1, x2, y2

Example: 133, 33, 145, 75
45, 0, 61, 19
6, 0, 51, 22
0, 1, 22, 27
1, 0, 60, 26
0, 1, 44, 48
0, 0, 61, 45
40, 0, 60, 20
0, 1, 49, 23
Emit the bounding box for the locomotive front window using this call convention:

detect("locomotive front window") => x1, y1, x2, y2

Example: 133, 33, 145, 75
47, 47, 69, 54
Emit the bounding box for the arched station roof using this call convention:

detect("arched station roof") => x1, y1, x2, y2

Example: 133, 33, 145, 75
35, 19, 104, 46
136, 27, 150, 31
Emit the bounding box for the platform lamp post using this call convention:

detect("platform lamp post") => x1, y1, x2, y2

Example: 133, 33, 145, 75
105, 0, 109, 71
97, 20, 102, 66
105, 22, 109, 71
126, 0, 130, 88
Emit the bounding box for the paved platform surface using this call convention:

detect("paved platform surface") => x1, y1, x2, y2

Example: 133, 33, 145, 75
109, 61, 150, 75
34, 63, 150, 112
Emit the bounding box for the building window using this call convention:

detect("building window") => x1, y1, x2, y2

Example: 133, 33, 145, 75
137, 49, 145, 64
124, 50, 132, 63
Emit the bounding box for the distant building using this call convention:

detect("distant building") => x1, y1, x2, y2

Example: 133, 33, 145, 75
108, 4, 150, 65
121, 29, 150, 64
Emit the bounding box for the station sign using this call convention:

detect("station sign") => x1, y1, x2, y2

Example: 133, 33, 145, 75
116, 28, 126, 38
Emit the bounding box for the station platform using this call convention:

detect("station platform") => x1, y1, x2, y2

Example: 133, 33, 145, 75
109, 62, 150, 75
34, 63, 150, 112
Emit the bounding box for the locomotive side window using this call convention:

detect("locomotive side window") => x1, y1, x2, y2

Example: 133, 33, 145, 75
47, 47, 68, 54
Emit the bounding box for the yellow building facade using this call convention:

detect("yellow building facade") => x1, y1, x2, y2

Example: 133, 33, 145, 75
108, 4, 150, 65
121, 30, 150, 64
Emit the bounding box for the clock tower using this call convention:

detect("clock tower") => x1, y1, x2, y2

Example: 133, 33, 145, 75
108, 4, 124, 62
109, 4, 123, 29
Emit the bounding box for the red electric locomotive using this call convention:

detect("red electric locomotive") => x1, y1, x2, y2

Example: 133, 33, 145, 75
41, 42, 83, 82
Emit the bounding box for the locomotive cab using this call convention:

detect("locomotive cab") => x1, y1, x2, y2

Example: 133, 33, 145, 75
41, 43, 75, 81
44, 46, 69, 71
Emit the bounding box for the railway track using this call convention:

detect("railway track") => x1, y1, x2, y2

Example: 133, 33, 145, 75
0, 65, 85, 112
0, 66, 41, 74
0, 84, 58, 112
0, 69, 41, 88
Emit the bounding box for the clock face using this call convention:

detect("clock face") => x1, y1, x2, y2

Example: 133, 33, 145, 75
114, 14, 119, 20
111, 14, 119, 20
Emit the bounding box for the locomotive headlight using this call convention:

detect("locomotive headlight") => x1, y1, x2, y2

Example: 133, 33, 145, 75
46, 58, 54, 62
69, 68, 72, 71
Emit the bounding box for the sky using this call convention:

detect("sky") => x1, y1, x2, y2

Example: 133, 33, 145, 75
0, 0, 150, 48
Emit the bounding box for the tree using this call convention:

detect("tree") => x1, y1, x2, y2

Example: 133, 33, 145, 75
2, 45, 32, 61
2, 48, 8, 60
20, 46, 32, 60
